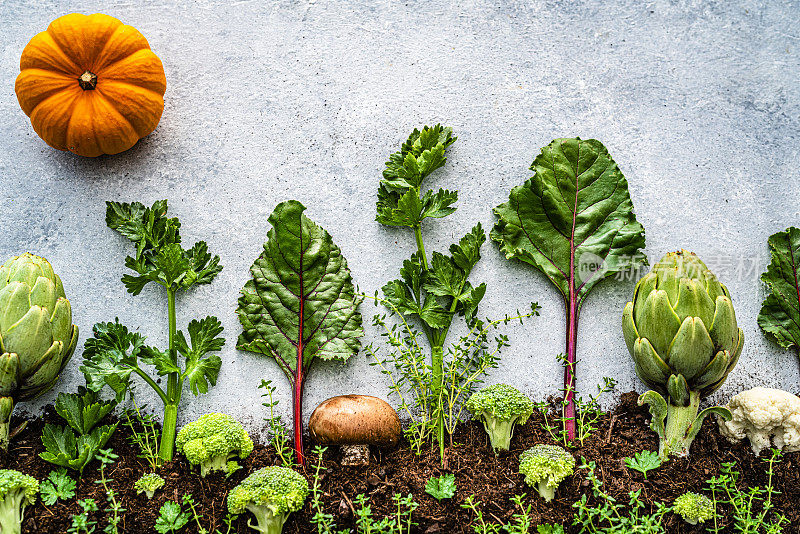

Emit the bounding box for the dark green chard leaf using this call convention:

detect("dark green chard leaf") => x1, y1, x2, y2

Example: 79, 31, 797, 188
758, 227, 800, 356
237, 200, 364, 466
492, 138, 646, 442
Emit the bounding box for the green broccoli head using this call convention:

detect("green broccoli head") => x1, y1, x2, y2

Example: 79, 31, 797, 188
465, 384, 534, 451
176, 413, 254, 477
133, 473, 165, 499
519, 444, 575, 502
673, 492, 714, 525
0, 469, 39, 534
227, 466, 309, 534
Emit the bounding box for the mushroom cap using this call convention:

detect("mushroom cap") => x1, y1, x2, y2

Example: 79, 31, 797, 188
309, 395, 401, 448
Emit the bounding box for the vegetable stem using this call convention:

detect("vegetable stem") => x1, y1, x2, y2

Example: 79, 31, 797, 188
662, 391, 701, 460
159, 288, 179, 462
563, 292, 578, 442
414, 224, 429, 270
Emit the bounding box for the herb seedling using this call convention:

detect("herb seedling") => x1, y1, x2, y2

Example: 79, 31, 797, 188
82, 200, 224, 462
260, 379, 295, 468
425, 473, 456, 501
493, 138, 646, 442
123, 394, 161, 470
156, 500, 190, 534
537, 525, 566, 534
573, 458, 670, 533
624, 450, 662, 480
68, 499, 99, 534
236, 201, 364, 466
94, 448, 124, 534
40, 468, 76, 505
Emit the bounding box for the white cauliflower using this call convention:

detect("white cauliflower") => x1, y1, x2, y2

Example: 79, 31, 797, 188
717, 387, 800, 456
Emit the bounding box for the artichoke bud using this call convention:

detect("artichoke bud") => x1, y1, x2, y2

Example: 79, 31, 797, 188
0, 253, 78, 449
622, 250, 742, 403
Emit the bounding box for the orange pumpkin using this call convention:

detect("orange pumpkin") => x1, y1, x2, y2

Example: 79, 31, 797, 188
15, 13, 167, 157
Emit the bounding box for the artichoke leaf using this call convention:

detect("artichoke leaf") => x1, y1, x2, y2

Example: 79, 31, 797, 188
633, 338, 671, 386
686, 406, 731, 443
638, 390, 667, 441
637, 290, 681, 357
632, 273, 658, 326
708, 296, 738, 354
622, 302, 638, 355
693, 350, 730, 390
673, 278, 715, 329
29, 276, 56, 310
666, 317, 713, 381
0, 354, 19, 396
667, 374, 690, 406
4, 306, 53, 369
0, 282, 31, 331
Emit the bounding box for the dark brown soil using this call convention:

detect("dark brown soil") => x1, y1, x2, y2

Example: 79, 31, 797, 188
7, 393, 799, 533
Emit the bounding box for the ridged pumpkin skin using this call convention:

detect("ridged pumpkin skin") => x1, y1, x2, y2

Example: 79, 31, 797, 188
15, 13, 167, 157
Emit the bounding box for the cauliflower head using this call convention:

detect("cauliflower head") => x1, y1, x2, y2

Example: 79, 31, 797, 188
176, 413, 254, 476
228, 466, 309, 534
717, 387, 800, 456
519, 444, 575, 502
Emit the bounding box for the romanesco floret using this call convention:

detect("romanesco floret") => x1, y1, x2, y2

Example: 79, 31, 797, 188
518, 444, 575, 502
134, 473, 164, 499
0, 469, 39, 534
176, 413, 254, 477
673, 492, 714, 525
227, 466, 309, 534
465, 384, 534, 451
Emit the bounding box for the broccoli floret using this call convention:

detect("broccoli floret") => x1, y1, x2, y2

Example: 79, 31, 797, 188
465, 384, 534, 451
176, 413, 254, 477
0, 469, 38, 534
673, 492, 714, 525
227, 466, 309, 534
519, 444, 575, 502
134, 473, 165, 499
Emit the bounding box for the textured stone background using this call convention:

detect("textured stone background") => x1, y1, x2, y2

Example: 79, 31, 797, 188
1, 0, 799, 436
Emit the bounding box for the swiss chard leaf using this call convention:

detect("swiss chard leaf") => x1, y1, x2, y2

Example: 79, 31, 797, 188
758, 227, 800, 353
491, 138, 646, 305
237, 200, 364, 375
492, 138, 646, 441
236, 200, 364, 465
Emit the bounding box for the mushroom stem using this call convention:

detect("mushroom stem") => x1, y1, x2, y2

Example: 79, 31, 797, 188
340, 444, 369, 466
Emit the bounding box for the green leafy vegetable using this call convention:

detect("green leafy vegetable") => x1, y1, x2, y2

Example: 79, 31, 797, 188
155, 501, 190, 533
492, 138, 646, 442
758, 227, 800, 363
40, 468, 76, 505
376, 125, 492, 462
39, 388, 118, 475
237, 200, 364, 466
82, 200, 224, 463
425, 473, 456, 501
624, 450, 662, 479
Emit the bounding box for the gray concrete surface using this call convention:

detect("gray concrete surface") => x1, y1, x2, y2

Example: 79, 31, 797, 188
1, 0, 799, 438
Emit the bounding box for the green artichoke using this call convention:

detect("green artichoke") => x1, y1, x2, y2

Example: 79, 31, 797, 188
0, 254, 78, 449
622, 250, 742, 459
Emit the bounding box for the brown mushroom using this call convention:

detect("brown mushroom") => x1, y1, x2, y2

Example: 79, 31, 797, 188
309, 395, 401, 466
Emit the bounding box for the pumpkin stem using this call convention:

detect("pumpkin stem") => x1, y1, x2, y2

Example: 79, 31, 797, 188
78, 71, 98, 90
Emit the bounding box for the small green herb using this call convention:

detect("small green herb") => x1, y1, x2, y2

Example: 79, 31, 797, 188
94, 448, 125, 534
259, 379, 295, 468
537, 525, 565, 534
624, 450, 662, 480
40, 468, 76, 505
425, 473, 456, 501
68, 499, 99, 534
155, 500, 190, 533
123, 394, 162, 470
